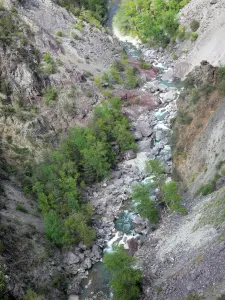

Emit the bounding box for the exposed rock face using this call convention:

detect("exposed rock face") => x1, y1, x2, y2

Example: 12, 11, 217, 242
173, 0, 225, 77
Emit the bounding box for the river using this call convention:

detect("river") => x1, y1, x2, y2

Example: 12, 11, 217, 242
71, 3, 181, 300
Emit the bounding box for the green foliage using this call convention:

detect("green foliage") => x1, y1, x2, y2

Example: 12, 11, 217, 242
200, 84, 215, 96
56, 30, 63, 37
58, 0, 107, 23
16, 203, 28, 213
162, 181, 185, 213
177, 112, 193, 125
125, 67, 139, 89
23, 289, 43, 300
145, 159, 165, 177
42, 53, 57, 74
190, 20, 200, 32
218, 66, 225, 94
114, 0, 189, 45
197, 183, 214, 196
191, 32, 198, 41
185, 294, 204, 300
43, 87, 57, 105
103, 245, 142, 300
217, 294, 225, 300
27, 98, 135, 246
94, 75, 103, 87
110, 66, 122, 84
191, 88, 200, 104
131, 183, 158, 223
139, 59, 152, 70
44, 210, 64, 246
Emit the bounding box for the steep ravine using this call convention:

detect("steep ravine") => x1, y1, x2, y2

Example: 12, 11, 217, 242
1, 0, 225, 299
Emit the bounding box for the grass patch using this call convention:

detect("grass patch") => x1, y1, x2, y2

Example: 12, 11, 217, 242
197, 183, 214, 196
194, 196, 225, 230
16, 203, 28, 213
190, 20, 200, 32
43, 87, 57, 105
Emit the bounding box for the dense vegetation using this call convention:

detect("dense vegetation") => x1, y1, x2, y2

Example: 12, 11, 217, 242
24, 98, 136, 247
114, 0, 190, 46
103, 245, 142, 300
131, 159, 185, 223
56, 0, 107, 24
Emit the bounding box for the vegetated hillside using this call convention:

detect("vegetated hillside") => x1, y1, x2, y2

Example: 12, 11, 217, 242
172, 61, 225, 196
0, 0, 122, 166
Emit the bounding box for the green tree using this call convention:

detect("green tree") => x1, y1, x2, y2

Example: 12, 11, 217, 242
44, 210, 64, 246
162, 180, 185, 213
131, 182, 158, 223
103, 245, 142, 300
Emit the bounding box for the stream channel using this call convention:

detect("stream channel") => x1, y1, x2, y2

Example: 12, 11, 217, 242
74, 2, 182, 300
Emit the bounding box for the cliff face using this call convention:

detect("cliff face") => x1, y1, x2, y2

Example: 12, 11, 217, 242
0, 0, 122, 166
173, 0, 225, 77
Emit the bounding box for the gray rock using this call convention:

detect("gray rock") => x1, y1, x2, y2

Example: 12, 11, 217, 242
66, 252, 80, 265
83, 258, 92, 269
137, 122, 153, 137
92, 244, 102, 259
134, 131, 143, 141
210, 0, 217, 3
124, 150, 137, 160
111, 170, 122, 179
138, 140, 151, 152
215, 176, 225, 190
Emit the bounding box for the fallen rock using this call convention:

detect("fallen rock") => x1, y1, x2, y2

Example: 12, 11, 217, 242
124, 150, 137, 160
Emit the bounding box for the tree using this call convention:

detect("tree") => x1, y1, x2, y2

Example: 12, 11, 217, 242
103, 245, 142, 300
131, 182, 158, 223
44, 210, 64, 246
162, 180, 186, 213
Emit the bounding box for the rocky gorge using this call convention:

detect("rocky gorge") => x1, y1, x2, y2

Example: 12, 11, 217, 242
1, 0, 225, 299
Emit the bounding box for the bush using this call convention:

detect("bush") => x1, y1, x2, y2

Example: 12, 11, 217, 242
110, 66, 122, 84
178, 112, 193, 125
197, 183, 214, 196
191, 32, 198, 41
125, 67, 139, 89
103, 245, 142, 300
56, 30, 63, 37
43, 87, 57, 105
200, 84, 215, 96
191, 88, 200, 104
190, 20, 200, 32
131, 183, 158, 223
42, 53, 57, 74
139, 59, 152, 70
162, 181, 186, 213
16, 203, 28, 213
23, 289, 43, 300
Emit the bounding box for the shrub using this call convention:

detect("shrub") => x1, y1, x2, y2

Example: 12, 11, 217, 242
44, 210, 64, 246
191, 32, 198, 41
162, 181, 186, 213
178, 112, 193, 125
200, 84, 215, 96
131, 183, 158, 223
190, 20, 200, 32
94, 75, 102, 87
103, 245, 142, 300
23, 289, 43, 300
191, 88, 200, 104
101, 89, 113, 98
219, 79, 225, 94
16, 203, 28, 213
110, 66, 122, 84
56, 30, 63, 37
197, 183, 214, 196
0, 268, 5, 291
125, 67, 139, 89
43, 87, 57, 105
140, 59, 152, 70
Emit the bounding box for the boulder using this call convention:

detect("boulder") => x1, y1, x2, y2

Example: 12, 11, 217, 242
134, 131, 143, 141
91, 244, 102, 260
215, 176, 225, 190
124, 149, 137, 160
83, 258, 92, 269
137, 122, 153, 137
66, 252, 80, 265
138, 140, 151, 152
